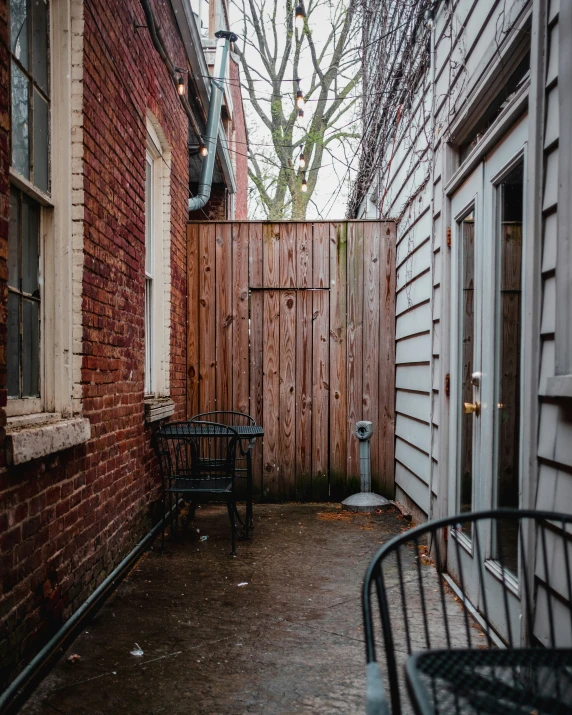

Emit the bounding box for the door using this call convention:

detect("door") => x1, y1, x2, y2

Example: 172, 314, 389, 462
448, 117, 527, 643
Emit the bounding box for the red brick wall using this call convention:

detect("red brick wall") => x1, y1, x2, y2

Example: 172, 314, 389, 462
0, 0, 189, 686
229, 56, 248, 220
188, 182, 228, 221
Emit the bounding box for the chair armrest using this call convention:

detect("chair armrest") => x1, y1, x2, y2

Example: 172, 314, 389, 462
366, 662, 389, 715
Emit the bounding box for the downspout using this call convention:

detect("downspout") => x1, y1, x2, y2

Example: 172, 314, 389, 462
188, 30, 238, 213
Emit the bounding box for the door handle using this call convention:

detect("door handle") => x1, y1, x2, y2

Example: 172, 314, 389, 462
463, 401, 480, 416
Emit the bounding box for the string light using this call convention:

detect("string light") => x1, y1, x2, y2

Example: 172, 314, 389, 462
295, 3, 306, 31
301, 173, 308, 192
177, 74, 185, 95
298, 108, 304, 119
296, 90, 305, 110
200, 144, 208, 157
298, 145, 306, 168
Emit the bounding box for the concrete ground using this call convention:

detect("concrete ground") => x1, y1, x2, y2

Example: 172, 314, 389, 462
21, 504, 473, 715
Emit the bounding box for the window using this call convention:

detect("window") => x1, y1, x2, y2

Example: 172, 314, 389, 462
145, 152, 154, 395
8, 0, 49, 414
10, 0, 50, 191
144, 116, 173, 420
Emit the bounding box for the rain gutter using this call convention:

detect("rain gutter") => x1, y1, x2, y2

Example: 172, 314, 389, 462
0, 500, 183, 715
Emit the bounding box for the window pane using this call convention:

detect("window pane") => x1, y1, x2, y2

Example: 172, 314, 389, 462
11, 63, 30, 178
459, 211, 475, 536
32, 0, 48, 93
8, 191, 19, 290
145, 157, 153, 275
145, 278, 152, 394
33, 89, 48, 191
7, 292, 20, 397
494, 162, 524, 575
22, 297, 39, 396
22, 194, 40, 295
10, 0, 29, 69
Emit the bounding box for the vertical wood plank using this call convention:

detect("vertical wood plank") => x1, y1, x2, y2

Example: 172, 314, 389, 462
329, 222, 348, 500
312, 223, 330, 500
379, 222, 396, 497
279, 223, 297, 499
233, 223, 250, 414
296, 222, 313, 499
187, 224, 200, 418
199, 223, 216, 412
249, 223, 264, 498
215, 223, 233, 411
263, 223, 281, 499
363, 222, 381, 491
346, 222, 364, 493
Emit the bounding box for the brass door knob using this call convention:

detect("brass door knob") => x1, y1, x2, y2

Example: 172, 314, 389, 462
463, 401, 480, 416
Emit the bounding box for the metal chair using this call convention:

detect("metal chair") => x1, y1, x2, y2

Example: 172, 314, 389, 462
362, 509, 572, 715
189, 411, 257, 528
154, 421, 243, 555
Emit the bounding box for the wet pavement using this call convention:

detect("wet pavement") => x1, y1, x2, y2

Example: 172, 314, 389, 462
21, 504, 468, 714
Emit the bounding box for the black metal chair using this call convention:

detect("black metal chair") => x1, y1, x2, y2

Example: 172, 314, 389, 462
154, 421, 243, 555
362, 509, 572, 715
189, 411, 257, 528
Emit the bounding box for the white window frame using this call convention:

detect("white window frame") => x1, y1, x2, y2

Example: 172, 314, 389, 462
144, 115, 172, 408
7, 0, 80, 420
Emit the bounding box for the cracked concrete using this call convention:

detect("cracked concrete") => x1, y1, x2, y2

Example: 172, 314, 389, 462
20, 504, 468, 714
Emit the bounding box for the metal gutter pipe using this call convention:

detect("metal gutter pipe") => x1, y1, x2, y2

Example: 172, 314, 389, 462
188, 30, 238, 213
0, 500, 184, 715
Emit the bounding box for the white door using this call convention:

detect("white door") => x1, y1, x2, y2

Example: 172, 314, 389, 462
448, 117, 528, 644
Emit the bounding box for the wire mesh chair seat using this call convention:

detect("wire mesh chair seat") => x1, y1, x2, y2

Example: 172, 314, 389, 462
189, 411, 258, 528
362, 509, 572, 715
154, 421, 243, 555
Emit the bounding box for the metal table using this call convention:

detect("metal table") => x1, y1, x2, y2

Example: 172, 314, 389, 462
161, 422, 264, 529
405, 648, 572, 715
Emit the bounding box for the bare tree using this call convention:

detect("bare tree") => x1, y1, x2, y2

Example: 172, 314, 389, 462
234, 0, 361, 220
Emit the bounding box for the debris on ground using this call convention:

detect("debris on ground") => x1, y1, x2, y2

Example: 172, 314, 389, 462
199, 535, 209, 542
237, 582, 248, 587
67, 654, 81, 664
130, 643, 144, 657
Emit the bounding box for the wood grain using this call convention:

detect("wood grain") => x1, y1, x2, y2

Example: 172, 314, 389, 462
215, 223, 233, 411
187, 224, 199, 418
263, 223, 281, 498
296, 222, 313, 499
199, 223, 216, 412
249, 223, 264, 498
233, 223, 250, 414
312, 223, 330, 499
279, 223, 297, 499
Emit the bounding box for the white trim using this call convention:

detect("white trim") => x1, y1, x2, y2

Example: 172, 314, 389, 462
6, 417, 90, 466
145, 113, 172, 400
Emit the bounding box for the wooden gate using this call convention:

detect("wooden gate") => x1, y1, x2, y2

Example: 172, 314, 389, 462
187, 221, 396, 501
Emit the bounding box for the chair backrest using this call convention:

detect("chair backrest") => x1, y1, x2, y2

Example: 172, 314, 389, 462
362, 509, 572, 715
155, 421, 240, 490
189, 410, 256, 428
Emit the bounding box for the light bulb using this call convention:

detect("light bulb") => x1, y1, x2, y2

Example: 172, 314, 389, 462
200, 144, 208, 157
301, 176, 308, 192
296, 90, 305, 110
299, 154, 306, 169
298, 108, 304, 119
295, 4, 306, 31
177, 75, 185, 95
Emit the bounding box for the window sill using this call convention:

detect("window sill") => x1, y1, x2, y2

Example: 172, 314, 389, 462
546, 375, 572, 399
144, 397, 175, 423
6, 415, 91, 466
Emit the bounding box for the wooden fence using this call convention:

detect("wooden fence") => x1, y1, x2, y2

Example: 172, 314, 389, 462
187, 221, 396, 501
